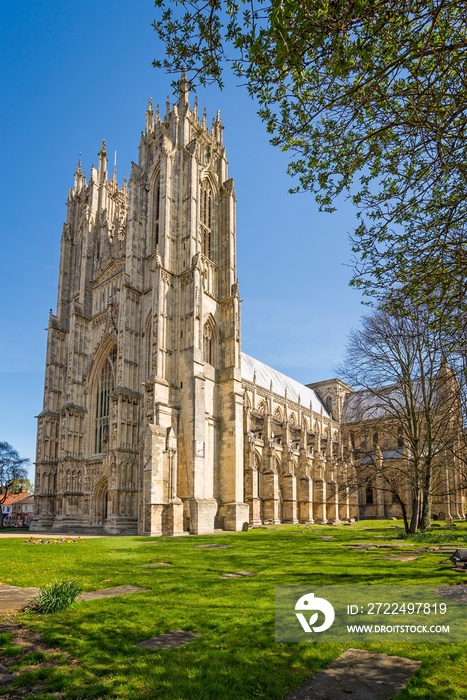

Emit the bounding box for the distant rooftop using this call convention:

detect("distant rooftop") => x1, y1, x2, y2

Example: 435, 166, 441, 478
241, 353, 330, 417
341, 378, 431, 424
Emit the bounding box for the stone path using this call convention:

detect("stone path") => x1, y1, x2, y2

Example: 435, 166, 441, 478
134, 630, 200, 650
0, 585, 40, 614
195, 543, 232, 549
283, 648, 420, 700
0, 584, 147, 614
77, 585, 146, 601
0, 532, 102, 539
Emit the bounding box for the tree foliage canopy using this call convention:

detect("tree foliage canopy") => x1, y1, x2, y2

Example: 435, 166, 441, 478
153, 0, 467, 316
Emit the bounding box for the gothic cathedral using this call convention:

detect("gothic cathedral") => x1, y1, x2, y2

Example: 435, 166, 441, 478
32, 80, 359, 536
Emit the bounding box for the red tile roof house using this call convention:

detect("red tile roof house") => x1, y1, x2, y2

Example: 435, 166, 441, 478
1, 488, 34, 527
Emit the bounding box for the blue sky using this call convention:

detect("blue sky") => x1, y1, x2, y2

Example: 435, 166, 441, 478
0, 1, 364, 478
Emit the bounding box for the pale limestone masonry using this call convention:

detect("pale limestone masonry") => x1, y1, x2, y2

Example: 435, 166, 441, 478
30, 79, 391, 536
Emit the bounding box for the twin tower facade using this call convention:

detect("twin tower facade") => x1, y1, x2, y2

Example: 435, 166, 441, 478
32, 80, 354, 535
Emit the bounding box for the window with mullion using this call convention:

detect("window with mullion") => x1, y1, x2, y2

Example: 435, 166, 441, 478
94, 347, 117, 454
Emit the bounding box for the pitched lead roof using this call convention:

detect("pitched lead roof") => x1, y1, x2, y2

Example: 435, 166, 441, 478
241, 352, 329, 417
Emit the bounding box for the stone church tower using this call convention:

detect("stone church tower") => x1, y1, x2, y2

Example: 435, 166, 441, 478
32, 78, 249, 535
31, 76, 466, 533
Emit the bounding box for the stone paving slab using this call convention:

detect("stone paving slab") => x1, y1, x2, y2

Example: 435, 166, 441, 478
438, 585, 467, 603
220, 571, 256, 579
194, 544, 232, 549
382, 554, 419, 562
78, 585, 147, 601
283, 648, 420, 700
139, 562, 172, 567
134, 630, 200, 650
0, 585, 40, 613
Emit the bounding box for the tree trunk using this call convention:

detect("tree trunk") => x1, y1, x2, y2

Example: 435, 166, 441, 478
399, 498, 410, 534
420, 460, 433, 531
409, 491, 420, 534
420, 490, 432, 531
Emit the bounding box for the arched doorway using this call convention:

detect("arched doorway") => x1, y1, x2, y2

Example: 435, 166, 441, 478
92, 477, 108, 527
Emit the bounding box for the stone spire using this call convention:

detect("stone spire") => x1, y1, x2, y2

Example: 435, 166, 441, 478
98, 139, 107, 182
74, 159, 82, 191
178, 70, 190, 112
146, 97, 154, 133
211, 110, 223, 144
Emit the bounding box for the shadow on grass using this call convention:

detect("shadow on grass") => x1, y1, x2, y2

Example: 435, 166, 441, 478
3, 521, 467, 698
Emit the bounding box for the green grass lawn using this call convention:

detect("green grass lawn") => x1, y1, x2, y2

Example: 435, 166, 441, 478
1, 520, 467, 699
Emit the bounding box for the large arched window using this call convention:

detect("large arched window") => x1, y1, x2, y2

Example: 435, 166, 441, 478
94, 346, 117, 454
200, 180, 213, 260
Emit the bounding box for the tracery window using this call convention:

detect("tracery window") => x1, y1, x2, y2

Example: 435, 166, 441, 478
365, 480, 374, 504
200, 180, 213, 260
94, 346, 117, 454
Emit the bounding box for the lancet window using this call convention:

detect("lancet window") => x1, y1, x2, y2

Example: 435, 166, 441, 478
373, 431, 379, 449
397, 427, 404, 449
200, 180, 213, 260
153, 177, 161, 249
145, 314, 152, 378
203, 318, 215, 365
94, 346, 117, 454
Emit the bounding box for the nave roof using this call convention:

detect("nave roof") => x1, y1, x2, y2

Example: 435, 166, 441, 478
241, 353, 330, 417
